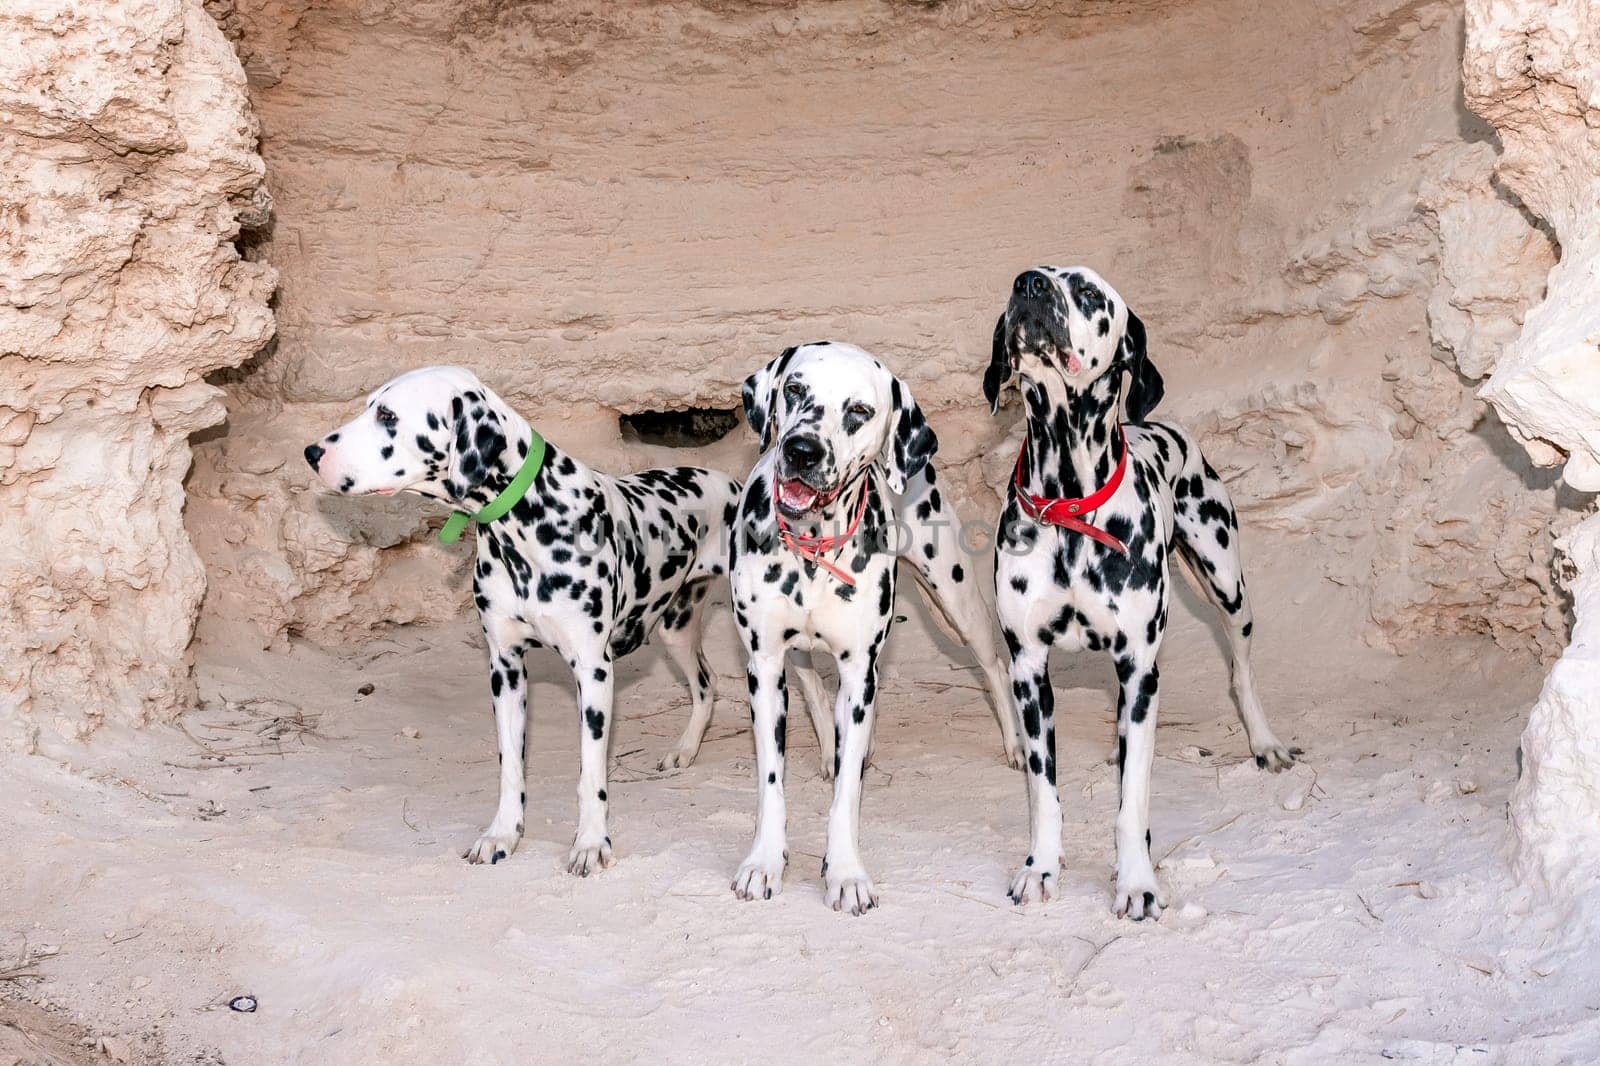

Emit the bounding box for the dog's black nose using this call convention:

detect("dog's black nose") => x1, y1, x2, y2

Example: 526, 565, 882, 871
303, 443, 325, 471
1014, 270, 1052, 302
782, 435, 824, 470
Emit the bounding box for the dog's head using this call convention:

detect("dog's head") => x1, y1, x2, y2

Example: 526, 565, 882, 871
984, 265, 1162, 421
303, 365, 512, 502
741, 342, 936, 519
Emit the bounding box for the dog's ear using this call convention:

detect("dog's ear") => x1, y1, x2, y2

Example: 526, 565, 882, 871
741, 346, 796, 452
882, 376, 938, 494
1120, 310, 1164, 422
982, 314, 1011, 415
446, 391, 507, 499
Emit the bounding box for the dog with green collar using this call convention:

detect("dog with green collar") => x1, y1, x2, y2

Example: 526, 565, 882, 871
305, 365, 744, 873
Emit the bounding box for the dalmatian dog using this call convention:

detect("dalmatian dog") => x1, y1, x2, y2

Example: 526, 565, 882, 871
727, 341, 1022, 915
985, 267, 1299, 921
303, 365, 741, 875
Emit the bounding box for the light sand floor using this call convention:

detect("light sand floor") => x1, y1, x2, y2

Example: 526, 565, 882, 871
3, 546, 1595, 1064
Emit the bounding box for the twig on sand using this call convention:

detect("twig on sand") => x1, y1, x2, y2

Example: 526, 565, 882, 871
181, 697, 345, 761
162, 759, 259, 771
608, 751, 679, 783
943, 889, 1017, 913
1067, 934, 1123, 994
1157, 811, 1245, 868
0, 941, 59, 982
1357, 893, 1383, 923
89, 772, 170, 806
901, 679, 987, 695
401, 799, 420, 832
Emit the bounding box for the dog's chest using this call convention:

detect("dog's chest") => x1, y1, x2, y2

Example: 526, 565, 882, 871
1003, 540, 1121, 651
999, 481, 1173, 650
738, 545, 895, 653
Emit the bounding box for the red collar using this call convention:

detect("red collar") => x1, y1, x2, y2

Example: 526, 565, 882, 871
1013, 427, 1131, 555
774, 477, 871, 586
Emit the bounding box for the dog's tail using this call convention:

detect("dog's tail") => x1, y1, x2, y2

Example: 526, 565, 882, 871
1170, 535, 1213, 605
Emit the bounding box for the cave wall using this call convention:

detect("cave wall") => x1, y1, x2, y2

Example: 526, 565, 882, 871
193, 0, 1562, 656
190, 0, 1562, 663
0, 0, 276, 749
1463, 0, 1600, 907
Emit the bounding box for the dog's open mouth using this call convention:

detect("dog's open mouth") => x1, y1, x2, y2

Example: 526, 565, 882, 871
777, 477, 840, 518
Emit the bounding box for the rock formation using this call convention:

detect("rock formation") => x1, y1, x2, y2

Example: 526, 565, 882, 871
0, 0, 275, 748
1464, 0, 1600, 906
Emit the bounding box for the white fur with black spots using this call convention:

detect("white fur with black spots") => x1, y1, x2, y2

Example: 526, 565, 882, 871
725, 342, 1022, 914
986, 267, 1299, 921
306, 366, 742, 875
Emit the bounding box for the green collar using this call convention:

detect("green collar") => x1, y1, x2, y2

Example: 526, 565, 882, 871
438, 431, 546, 545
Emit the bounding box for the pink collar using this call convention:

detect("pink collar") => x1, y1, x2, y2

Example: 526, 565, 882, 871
773, 477, 872, 586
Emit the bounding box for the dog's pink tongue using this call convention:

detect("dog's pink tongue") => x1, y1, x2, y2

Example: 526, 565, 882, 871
779, 479, 818, 513
1067, 353, 1082, 374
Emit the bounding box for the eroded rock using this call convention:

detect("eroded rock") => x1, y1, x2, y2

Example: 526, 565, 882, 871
1464, 0, 1600, 904
0, 0, 276, 747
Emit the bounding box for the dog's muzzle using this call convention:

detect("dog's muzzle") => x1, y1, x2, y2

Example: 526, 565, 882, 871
776, 435, 839, 515
303, 443, 325, 471
1007, 272, 1077, 373
782, 434, 824, 473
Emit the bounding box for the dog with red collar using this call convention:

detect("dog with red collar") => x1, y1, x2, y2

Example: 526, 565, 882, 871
724, 341, 1022, 914
985, 266, 1299, 921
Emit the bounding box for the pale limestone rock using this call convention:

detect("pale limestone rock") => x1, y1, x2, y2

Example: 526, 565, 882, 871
0, 0, 275, 747
1468, 0, 1600, 493
1464, 0, 1600, 902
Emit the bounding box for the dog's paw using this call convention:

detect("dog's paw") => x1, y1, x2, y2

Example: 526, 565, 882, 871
1003, 738, 1027, 772
464, 828, 521, 866
824, 864, 879, 916
732, 848, 787, 901
1252, 738, 1301, 773
818, 750, 836, 781
656, 746, 699, 773
1007, 853, 1060, 905
565, 835, 614, 877
1112, 873, 1167, 921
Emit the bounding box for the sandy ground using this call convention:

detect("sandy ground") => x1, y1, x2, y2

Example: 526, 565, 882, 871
4, 537, 1597, 1065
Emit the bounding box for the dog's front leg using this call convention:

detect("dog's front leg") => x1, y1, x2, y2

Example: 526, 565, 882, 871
465, 628, 530, 865
567, 651, 616, 876
1006, 638, 1062, 904
822, 647, 883, 915
1111, 652, 1166, 920
733, 652, 789, 900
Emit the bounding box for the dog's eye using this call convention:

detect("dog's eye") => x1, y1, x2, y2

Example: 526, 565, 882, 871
847, 403, 873, 420
783, 381, 803, 402
375, 405, 398, 428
